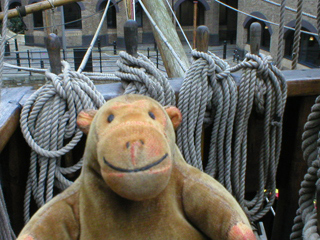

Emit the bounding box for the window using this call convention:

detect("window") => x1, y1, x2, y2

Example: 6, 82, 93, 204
9, 2, 21, 9
176, 0, 205, 26
32, 2, 43, 28
135, 2, 143, 27
64, 2, 82, 29
99, 0, 117, 28
285, 28, 320, 67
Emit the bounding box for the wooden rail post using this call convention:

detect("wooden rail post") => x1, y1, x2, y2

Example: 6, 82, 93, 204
250, 22, 261, 55
124, 20, 138, 58
193, 1, 198, 49
45, 33, 62, 74
196, 25, 209, 53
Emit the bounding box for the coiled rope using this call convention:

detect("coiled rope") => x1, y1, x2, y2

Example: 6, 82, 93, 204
177, 49, 287, 221
176, 50, 237, 178
290, 159, 320, 240
230, 53, 287, 221
20, 61, 105, 223
115, 51, 175, 106
291, 95, 320, 239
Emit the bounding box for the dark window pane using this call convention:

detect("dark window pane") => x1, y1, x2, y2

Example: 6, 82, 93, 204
64, 3, 82, 29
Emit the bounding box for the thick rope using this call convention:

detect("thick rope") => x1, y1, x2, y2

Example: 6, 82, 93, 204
177, 50, 237, 179
115, 51, 175, 106
0, 171, 16, 240
276, 0, 286, 68
291, 95, 320, 239
302, 96, 320, 167
229, 53, 287, 221
291, 159, 320, 239
20, 61, 105, 223
291, 0, 303, 70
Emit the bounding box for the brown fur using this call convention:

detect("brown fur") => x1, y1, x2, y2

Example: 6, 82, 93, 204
17, 94, 256, 240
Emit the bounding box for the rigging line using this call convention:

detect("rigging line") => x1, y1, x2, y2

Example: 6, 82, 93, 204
164, 0, 192, 51
77, 0, 111, 73
262, 0, 316, 19
214, 0, 319, 37
138, 0, 188, 72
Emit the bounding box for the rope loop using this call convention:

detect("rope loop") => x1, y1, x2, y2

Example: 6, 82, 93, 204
230, 52, 287, 221
291, 91, 320, 239
21, 61, 105, 223
115, 51, 175, 106
177, 50, 237, 179
191, 50, 216, 77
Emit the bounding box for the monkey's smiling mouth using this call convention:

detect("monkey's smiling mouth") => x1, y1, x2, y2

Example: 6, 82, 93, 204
103, 153, 168, 173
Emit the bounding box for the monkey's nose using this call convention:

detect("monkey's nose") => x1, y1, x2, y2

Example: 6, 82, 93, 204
126, 140, 145, 149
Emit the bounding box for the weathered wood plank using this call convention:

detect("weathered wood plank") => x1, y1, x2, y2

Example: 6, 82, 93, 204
231, 69, 320, 97
141, 0, 190, 78
0, 87, 32, 152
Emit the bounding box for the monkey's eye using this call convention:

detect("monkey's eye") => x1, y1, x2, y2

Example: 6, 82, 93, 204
148, 111, 156, 120
107, 114, 114, 123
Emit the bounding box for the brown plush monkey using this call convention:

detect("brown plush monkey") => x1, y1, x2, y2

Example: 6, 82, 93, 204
17, 94, 256, 240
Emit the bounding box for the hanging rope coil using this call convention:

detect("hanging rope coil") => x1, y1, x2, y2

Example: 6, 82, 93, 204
302, 96, 320, 167
291, 159, 320, 239
0, 179, 15, 240
177, 50, 237, 175
115, 51, 175, 106
20, 61, 105, 223
291, 95, 320, 239
229, 53, 287, 221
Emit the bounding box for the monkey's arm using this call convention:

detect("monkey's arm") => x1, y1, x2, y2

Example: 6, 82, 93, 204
17, 184, 80, 240
181, 166, 256, 240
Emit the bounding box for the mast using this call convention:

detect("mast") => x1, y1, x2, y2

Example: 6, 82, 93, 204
141, 0, 190, 78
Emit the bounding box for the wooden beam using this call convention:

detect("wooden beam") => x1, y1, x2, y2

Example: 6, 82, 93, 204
125, 0, 135, 20
0, 0, 83, 20
0, 87, 32, 153
141, 0, 190, 78
193, 1, 198, 49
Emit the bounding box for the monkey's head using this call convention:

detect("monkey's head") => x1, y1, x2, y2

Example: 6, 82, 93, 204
77, 94, 182, 201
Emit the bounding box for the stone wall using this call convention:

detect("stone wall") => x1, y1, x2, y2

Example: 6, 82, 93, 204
236, 0, 318, 68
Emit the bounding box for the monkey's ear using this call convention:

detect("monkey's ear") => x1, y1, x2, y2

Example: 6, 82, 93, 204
165, 106, 182, 130
77, 110, 98, 134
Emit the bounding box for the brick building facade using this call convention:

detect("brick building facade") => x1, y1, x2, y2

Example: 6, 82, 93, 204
7, 0, 320, 68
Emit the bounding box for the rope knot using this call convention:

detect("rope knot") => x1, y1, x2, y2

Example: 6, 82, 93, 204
191, 50, 216, 76
271, 114, 282, 127
116, 51, 175, 106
